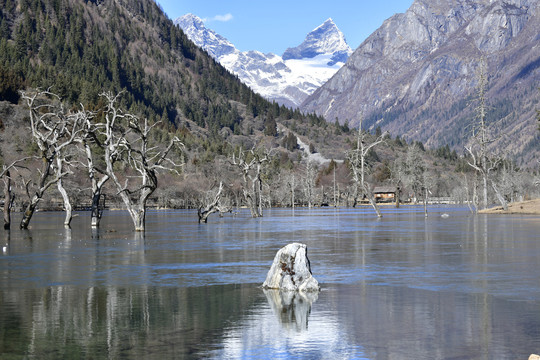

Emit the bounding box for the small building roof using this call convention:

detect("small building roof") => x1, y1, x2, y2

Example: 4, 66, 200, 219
372, 186, 396, 194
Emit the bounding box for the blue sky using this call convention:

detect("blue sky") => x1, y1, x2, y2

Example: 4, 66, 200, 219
157, 1, 413, 54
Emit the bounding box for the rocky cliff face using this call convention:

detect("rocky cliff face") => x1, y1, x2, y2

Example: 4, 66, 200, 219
302, 0, 540, 165
176, 15, 352, 108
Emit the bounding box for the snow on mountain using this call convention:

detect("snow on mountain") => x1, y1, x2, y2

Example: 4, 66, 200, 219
175, 13, 235, 59
283, 18, 352, 66
174, 14, 352, 108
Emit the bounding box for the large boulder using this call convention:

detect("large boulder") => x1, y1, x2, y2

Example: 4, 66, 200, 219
262, 243, 320, 292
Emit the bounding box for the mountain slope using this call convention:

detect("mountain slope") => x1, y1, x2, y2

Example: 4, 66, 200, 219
302, 0, 540, 165
0, 0, 308, 135
175, 15, 352, 108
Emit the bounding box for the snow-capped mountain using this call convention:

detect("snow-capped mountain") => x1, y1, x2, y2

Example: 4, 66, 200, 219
283, 18, 352, 66
175, 14, 352, 108
175, 13, 236, 59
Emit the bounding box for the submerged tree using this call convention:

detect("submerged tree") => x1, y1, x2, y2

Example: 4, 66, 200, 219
303, 161, 317, 208
198, 182, 231, 223
231, 147, 272, 218
1, 159, 31, 229
2, 169, 12, 230
465, 60, 507, 211
19, 90, 86, 229
404, 143, 425, 204
346, 121, 385, 217
79, 117, 110, 228
99, 92, 184, 231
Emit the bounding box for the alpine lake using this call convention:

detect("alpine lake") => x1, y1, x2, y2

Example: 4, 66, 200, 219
1, 206, 540, 359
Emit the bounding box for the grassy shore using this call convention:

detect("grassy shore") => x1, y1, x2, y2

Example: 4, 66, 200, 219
479, 199, 540, 215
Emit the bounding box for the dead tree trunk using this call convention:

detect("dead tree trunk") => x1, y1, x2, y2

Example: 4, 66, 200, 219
19, 90, 85, 229
20, 157, 55, 229
231, 148, 271, 218
56, 157, 73, 228
347, 123, 385, 217
363, 183, 382, 218
81, 127, 110, 228
424, 187, 428, 217
395, 182, 401, 208
198, 182, 229, 223
1, 160, 31, 229
465, 59, 506, 211
3, 170, 13, 230
90, 193, 106, 228
303, 161, 316, 208
100, 92, 183, 231
490, 179, 508, 211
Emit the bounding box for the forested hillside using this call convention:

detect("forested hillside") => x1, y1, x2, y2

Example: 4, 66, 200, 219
0, 0, 321, 132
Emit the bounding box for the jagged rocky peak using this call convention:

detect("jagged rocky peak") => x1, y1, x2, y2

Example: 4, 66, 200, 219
282, 18, 352, 65
174, 13, 236, 58
175, 13, 204, 29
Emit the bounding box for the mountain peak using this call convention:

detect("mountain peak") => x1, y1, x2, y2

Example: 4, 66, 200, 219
179, 13, 204, 28
176, 13, 351, 107
322, 18, 335, 25
175, 14, 236, 58
282, 19, 352, 65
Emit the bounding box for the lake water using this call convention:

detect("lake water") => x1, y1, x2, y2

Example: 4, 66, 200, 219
1, 207, 540, 359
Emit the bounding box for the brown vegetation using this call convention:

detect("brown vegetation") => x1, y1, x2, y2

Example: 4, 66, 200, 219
479, 199, 540, 215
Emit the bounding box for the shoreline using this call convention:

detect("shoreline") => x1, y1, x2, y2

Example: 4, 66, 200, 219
478, 199, 540, 215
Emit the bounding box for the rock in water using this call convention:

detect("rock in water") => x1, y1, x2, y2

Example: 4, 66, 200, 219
262, 243, 320, 292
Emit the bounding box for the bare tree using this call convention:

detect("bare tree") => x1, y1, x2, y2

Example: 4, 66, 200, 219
391, 153, 407, 208
404, 143, 425, 204
19, 90, 85, 229
461, 172, 478, 214
55, 146, 80, 227
422, 170, 437, 217
1, 156, 32, 229
2, 169, 12, 230
346, 121, 385, 217
76, 110, 111, 228
272, 170, 298, 208
99, 92, 183, 231
231, 147, 272, 217
303, 161, 317, 208
198, 182, 231, 223
465, 60, 507, 211
497, 159, 523, 203
290, 174, 296, 208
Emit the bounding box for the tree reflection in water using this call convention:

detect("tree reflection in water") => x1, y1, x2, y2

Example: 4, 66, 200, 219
2, 208, 540, 359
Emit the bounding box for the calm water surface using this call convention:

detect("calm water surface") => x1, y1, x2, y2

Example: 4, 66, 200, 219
1, 207, 540, 359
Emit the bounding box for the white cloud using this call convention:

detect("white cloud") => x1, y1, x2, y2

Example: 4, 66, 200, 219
204, 13, 233, 23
